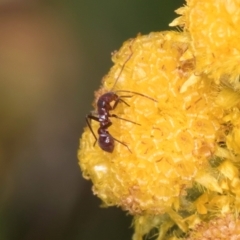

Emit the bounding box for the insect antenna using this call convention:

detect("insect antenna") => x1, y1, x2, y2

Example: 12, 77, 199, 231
116, 90, 157, 102
110, 39, 135, 91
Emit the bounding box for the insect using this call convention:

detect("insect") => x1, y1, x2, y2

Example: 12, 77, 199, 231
86, 40, 157, 153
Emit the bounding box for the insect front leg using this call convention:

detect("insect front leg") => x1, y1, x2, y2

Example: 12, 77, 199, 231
112, 95, 132, 110
110, 114, 141, 125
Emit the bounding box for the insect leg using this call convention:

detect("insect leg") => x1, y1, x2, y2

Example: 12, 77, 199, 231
110, 114, 141, 125
86, 114, 99, 146
112, 136, 132, 153
111, 95, 132, 110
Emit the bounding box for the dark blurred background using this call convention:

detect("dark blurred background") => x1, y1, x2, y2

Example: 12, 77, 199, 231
0, 1, 183, 240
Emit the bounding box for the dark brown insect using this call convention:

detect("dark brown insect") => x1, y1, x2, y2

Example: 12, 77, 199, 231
86, 40, 157, 153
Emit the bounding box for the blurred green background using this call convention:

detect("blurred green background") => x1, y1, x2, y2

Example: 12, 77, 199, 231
0, 1, 183, 239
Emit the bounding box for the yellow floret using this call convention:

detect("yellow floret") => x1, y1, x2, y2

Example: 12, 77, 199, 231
170, 0, 240, 89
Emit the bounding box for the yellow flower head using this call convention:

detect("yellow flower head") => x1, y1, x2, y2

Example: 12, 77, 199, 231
170, 0, 240, 89
79, 31, 227, 216
78, 30, 240, 239
78, 1, 240, 239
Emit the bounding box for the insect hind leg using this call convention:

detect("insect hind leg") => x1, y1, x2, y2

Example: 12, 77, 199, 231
112, 136, 132, 153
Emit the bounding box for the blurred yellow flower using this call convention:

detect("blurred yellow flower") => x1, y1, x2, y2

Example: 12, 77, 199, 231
170, 0, 240, 89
